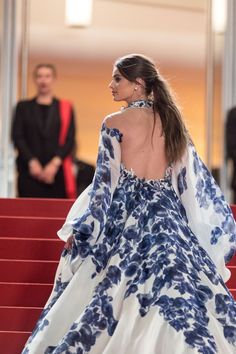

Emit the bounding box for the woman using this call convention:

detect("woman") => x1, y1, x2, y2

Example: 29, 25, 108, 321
22, 54, 236, 353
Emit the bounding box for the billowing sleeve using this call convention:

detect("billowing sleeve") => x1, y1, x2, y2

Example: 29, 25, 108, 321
57, 184, 92, 242
171, 143, 236, 282
57, 123, 122, 271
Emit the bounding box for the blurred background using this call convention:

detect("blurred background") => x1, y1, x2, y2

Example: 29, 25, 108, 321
1, 0, 236, 199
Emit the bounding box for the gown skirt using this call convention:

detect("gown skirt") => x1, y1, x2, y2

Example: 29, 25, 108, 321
22, 165, 236, 354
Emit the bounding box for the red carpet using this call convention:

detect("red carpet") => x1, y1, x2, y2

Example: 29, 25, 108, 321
0, 198, 73, 354
0, 198, 235, 353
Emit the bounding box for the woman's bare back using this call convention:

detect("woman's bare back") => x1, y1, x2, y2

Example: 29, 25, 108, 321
105, 106, 168, 180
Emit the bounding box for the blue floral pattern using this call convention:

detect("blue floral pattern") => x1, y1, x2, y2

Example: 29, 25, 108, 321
22, 121, 236, 354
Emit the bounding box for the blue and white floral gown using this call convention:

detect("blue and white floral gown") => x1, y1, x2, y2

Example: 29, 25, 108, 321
23, 107, 236, 353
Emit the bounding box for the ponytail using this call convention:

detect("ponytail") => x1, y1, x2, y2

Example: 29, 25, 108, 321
152, 77, 188, 163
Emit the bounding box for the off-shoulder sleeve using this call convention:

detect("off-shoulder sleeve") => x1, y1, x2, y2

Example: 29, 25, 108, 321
57, 122, 122, 271
171, 143, 236, 282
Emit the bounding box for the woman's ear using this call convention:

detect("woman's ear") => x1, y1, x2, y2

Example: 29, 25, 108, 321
135, 77, 145, 88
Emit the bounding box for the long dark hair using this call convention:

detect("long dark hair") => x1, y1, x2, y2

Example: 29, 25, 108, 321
115, 54, 188, 163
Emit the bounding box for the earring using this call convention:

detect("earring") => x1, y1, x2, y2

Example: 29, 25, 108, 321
134, 87, 137, 91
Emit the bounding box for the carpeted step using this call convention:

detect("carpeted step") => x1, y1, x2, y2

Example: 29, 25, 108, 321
0, 237, 63, 260
230, 205, 236, 219
231, 289, 236, 300
0, 197, 73, 217
0, 216, 64, 238
226, 266, 236, 289
0, 331, 30, 354
0, 259, 58, 283
0, 282, 52, 307
227, 256, 236, 266
0, 306, 42, 332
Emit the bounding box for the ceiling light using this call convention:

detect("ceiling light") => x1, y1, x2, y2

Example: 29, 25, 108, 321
212, 0, 227, 33
65, 0, 93, 27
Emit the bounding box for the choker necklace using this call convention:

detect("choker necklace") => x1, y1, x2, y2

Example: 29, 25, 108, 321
123, 99, 153, 110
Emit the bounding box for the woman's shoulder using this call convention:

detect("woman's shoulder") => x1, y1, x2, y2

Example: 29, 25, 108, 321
104, 111, 119, 125
104, 110, 127, 128
17, 97, 35, 107
104, 107, 141, 131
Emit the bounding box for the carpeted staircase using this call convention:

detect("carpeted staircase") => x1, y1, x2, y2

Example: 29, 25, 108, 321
0, 198, 235, 354
0, 198, 73, 353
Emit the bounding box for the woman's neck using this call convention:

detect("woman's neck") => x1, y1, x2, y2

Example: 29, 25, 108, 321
126, 96, 148, 105
36, 94, 53, 105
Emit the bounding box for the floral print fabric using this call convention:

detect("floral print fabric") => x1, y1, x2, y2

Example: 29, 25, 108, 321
22, 122, 236, 354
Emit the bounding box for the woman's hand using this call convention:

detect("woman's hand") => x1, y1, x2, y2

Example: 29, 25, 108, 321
41, 156, 62, 184
28, 158, 43, 180
64, 235, 73, 250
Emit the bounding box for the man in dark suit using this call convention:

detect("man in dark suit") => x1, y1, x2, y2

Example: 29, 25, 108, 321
226, 106, 236, 203
12, 64, 76, 198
